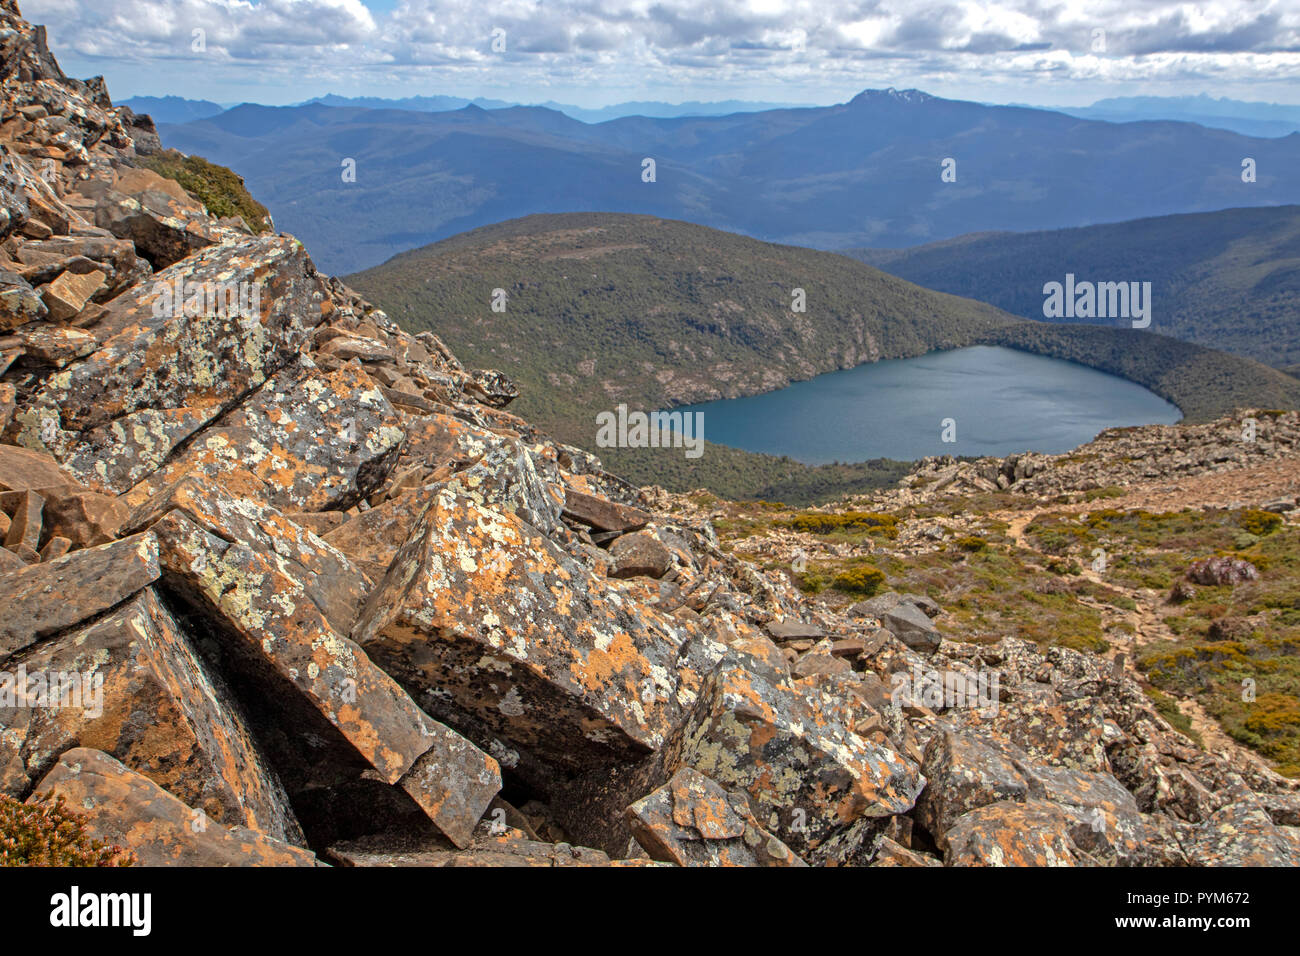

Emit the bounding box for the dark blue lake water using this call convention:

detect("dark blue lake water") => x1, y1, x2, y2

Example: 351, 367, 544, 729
672, 346, 1182, 463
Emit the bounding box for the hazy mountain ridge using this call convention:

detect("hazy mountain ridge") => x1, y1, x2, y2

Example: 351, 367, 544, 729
2, 0, 1299, 875
158, 90, 1300, 274
848, 205, 1300, 368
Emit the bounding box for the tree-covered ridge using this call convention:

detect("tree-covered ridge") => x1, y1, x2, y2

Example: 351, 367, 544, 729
848, 205, 1300, 369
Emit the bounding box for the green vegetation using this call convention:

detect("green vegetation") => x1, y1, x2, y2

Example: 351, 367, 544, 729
714, 489, 1299, 773
1239, 509, 1284, 536
0, 794, 135, 866
787, 511, 898, 537
831, 565, 887, 596
138, 150, 271, 232
350, 213, 1300, 501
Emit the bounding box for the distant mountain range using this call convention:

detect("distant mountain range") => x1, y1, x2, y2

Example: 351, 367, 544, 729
300, 94, 817, 123
131, 91, 1300, 135
848, 205, 1300, 369
347, 213, 1300, 498
1049, 95, 1300, 139
123, 94, 224, 124
155, 88, 1300, 274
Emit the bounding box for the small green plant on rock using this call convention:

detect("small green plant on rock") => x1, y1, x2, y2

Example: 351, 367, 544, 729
0, 794, 135, 867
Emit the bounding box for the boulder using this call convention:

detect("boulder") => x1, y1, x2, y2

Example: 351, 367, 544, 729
39, 266, 104, 321
0, 268, 45, 330
8, 235, 331, 492
119, 356, 405, 511
2, 589, 302, 841
0, 531, 160, 662
354, 484, 723, 783
881, 602, 942, 653
765, 619, 825, 642
561, 486, 650, 533
943, 799, 1085, 866
29, 749, 318, 866
626, 767, 805, 867
608, 530, 673, 579
665, 656, 923, 864
913, 730, 1032, 847
1187, 556, 1259, 586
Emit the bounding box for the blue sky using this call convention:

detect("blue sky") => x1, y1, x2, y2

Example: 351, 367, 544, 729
21, 0, 1300, 109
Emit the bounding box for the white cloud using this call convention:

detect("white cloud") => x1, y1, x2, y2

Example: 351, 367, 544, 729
18, 0, 1300, 104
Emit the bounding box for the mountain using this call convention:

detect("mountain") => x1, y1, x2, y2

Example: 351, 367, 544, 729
348, 212, 1300, 495
302, 93, 517, 112
122, 94, 224, 124
158, 89, 1300, 274
2, 0, 1299, 873
847, 205, 1300, 369
1053, 95, 1300, 138
301, 93, 814, 122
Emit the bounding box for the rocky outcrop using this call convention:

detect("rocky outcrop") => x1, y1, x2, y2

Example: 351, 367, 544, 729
0, 0, 1295, 867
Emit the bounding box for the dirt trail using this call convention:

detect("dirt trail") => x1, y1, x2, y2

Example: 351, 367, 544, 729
989, 457, 1298, 772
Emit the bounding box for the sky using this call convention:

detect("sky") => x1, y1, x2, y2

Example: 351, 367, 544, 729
19, 0, 1300, 109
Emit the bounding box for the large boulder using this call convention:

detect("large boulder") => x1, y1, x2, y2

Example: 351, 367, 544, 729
881, 602, 942, 653
353, 484, 725, 786
1, 588, 302, 842
663, 656, 924, 865
124, 477, 501, 845
119, 355, 404, 511
29, 749, 318, 866
7, 235, 332, 493
913, 729, 1031, 847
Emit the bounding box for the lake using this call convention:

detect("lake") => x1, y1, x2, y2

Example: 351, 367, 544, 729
671, 345, 1182, 463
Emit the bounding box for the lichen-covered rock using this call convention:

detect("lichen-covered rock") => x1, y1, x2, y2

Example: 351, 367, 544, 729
353, 484, 724, 781
956, 696, 1109, 772
123, 477, 503, 844
1, 588, 302, 842
913, 729, 1031, 846
665, 656, 923, 865
0, 531, 160, 662
626, 767, 805, 866
395, 726, 501, 850
29, 748, 318, 866
943, 799, 1086, 866
120, 356, 404, 511
1184, 800, 1300, 866
8, 235, 331, 492
126, 481, 421, 771
0, 268, 44, 330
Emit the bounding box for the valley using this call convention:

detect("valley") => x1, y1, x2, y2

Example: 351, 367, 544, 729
349, 212, 1300, 499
